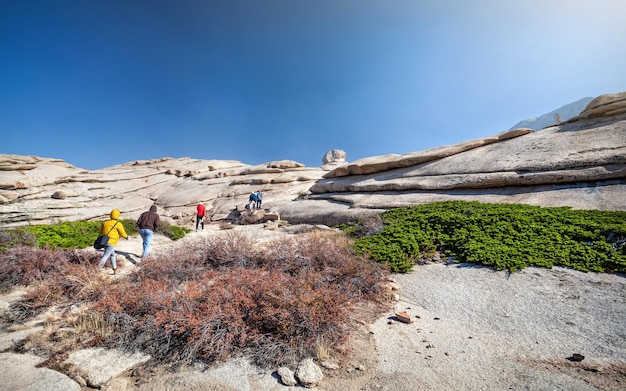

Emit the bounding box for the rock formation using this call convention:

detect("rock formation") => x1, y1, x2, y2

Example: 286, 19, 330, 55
322, 149, 347, 165
0, 92, 624, 229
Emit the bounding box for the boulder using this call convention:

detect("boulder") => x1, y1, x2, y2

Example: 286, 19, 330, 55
322, 149, 347, 165
277, 366, 298, 386
295, 358, 324, 388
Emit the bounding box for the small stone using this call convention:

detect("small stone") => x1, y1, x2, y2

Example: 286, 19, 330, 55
395, 312, 412, 323
319, 361, 339, 370
277, 366, 297, 386
568, 353, 585, 362
51, 190, 67, 199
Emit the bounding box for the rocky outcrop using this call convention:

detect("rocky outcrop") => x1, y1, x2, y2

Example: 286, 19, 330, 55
321, 128, 533, 178
0, 92, 624, 229
322, 149, 347, 165
567, 92, 626, 121
0, 156, 327, 228
304, 92, 626, 218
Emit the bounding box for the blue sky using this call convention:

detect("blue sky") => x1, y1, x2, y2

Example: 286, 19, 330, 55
2, 0, 626, 169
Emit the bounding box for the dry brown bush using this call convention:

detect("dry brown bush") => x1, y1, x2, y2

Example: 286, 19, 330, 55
0, 246, 106, 323
93, 230, 389, 367
203, 230, 260, 269
1, 230, 390, 369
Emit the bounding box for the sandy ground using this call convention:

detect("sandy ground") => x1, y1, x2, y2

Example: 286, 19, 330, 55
362, 263, 626, 391
4, 224, 626, 390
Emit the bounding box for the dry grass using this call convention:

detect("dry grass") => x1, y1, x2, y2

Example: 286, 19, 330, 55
315, 337, 331, 362
67, 306, 116, 338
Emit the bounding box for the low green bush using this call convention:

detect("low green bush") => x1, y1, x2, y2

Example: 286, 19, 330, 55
16, 220, 105, 249
347, 201, 626, 273
158, 225, 192, 240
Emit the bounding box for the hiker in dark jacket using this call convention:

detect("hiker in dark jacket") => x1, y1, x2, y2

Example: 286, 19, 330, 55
255, 190, 263, 209
248, 192, 258, 210
136, 205, 160, 262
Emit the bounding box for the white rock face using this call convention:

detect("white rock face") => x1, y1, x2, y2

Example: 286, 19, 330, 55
0, 92, 624, 229
65, 348, 151, 387
0, 352, 81, 391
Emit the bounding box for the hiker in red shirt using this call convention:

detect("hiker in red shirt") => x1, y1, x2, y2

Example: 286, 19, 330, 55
196, 201, 206, 231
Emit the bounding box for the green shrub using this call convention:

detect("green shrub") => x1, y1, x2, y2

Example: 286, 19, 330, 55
18, 221, 103, 249
348, 201, 626, 273
159, 225, 192, 241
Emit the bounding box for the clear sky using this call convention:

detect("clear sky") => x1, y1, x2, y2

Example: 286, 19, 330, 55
2, 0, 626, 170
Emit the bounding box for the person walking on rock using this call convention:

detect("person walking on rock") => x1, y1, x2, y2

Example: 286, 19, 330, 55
98, 209, 129, 274
136, 204, 160, 262
248, 192, 258, 210
255, 190, 263, 209
196, 201, 206, 231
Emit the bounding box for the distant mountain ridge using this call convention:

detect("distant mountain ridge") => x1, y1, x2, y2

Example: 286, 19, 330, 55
510, 96, 594, 130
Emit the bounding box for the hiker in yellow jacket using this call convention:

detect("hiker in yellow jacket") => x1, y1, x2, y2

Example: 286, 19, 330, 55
98, 209, 129, 274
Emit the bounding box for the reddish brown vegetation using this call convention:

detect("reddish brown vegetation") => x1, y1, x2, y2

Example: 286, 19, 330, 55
0, 230, 390, 368
0, 245, 105, 320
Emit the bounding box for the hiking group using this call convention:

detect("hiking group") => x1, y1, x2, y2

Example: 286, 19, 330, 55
247, 190, 263, 210
96, 193, 264, 273
96, 205, 161, 274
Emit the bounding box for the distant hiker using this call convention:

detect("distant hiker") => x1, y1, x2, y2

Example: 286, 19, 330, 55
136, 205, 160, 262
196, 201, 206, 231
248, 192, 258, 210
98, 209, 129, 275
255, 190, 263, 209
